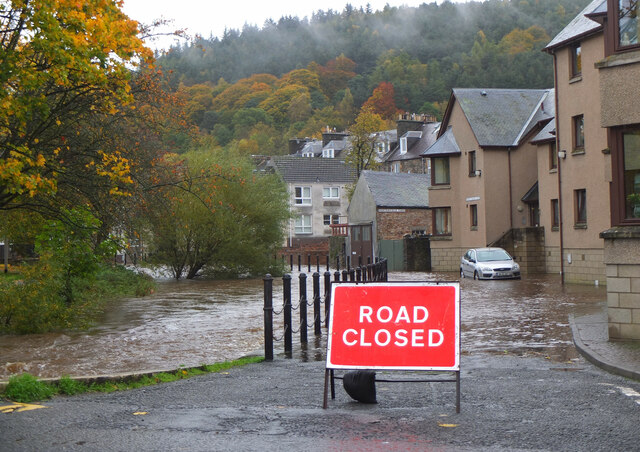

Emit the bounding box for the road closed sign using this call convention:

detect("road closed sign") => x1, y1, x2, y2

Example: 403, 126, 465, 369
326, 282, 460, 371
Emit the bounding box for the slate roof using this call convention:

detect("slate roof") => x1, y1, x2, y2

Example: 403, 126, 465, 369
298, 140, 323, 157
544, 0, 605, 51
269, 155, 356, 184
384, 122, 440, 162
323, 139, 348, 157
452, 88, 553, 147
422, 126, 461, 157
361, 170, 430, 208
531, 118, 556, 144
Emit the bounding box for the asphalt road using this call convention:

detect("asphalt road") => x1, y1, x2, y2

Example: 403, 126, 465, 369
1, 351, 639, 451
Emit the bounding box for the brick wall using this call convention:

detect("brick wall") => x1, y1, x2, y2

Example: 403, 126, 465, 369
376, 208, 432, 240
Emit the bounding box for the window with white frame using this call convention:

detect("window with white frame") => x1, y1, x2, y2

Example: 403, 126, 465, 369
323, 187, 339, 199
295, 215, 312, 234
323, 214, 340, 225
294, 186, 311, 205
400, 137, 408, 154
322, 148, 335, 158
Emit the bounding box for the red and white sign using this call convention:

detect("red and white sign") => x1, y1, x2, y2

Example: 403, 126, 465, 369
326, 282, 460, 371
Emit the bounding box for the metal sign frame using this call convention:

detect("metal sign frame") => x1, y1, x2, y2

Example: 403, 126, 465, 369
323, 281, 461, 412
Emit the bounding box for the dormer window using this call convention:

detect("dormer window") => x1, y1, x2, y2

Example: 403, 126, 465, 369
322, 148, 335, 158
302, 152, 314, 158
400, 137, 407, 154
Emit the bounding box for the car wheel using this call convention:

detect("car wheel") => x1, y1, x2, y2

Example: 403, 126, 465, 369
460, 268, 465, 278
473, 271, 478, 280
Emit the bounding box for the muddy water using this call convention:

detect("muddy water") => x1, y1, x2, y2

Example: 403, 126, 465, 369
0, 272, 606, 380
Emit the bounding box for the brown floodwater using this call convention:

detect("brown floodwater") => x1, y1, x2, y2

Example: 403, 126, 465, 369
0, 271, 606, 380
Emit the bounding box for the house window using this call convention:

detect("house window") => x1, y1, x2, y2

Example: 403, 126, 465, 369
470, 204, 478, 229
551, 199, 559, 229
323, 214, 340, 225
433, 207, 452, 235
302, 152, 314, 158
392, 162, 400, 173
322, 148, 335, 158
400, 137, 407, 154
323, 187, 339, 199
549, 142, 558, 170
433, 157, 450, 185
622, 129, 640, 219
618, 0, 639, 49
295, 215, 312, 234
468, 151, 477, 176
295, 186, 311, 205
570, 43, 582, 78
574, 189, 587, 226
573, 115, 584, 151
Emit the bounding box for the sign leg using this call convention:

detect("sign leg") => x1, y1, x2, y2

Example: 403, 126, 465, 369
456, 371, 461, 413
323, 368, 330, 409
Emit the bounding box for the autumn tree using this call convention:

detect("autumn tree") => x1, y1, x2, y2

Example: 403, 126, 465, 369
345, 106, 384, 179
0, 0, 153, 211
147, 150, 289, 279
362, 82, 399, 120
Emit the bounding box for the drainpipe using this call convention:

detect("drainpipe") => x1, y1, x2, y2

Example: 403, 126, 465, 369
553, 52, 565, 284
508, 148, 513, 230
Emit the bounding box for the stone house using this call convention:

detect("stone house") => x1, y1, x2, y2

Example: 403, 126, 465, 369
423, 88, 554, 274
348, 170, 432, 270
266, 155, 356, 254
542, 0, 640, 340
382, 114, 440, 174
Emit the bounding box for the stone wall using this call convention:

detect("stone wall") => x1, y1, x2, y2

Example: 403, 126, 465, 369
544, 246, 562, 275
430, 244, 466, 273
601, 227, 640, 340
492, 227, 545, 274
561, 248, 606, 285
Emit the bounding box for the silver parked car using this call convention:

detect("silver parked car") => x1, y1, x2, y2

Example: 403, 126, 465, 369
460, 247, 521, 280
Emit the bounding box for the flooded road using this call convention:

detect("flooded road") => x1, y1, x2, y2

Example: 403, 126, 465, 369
0, 271, 606, 380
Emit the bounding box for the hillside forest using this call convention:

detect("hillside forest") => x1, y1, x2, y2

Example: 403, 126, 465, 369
159, 0, 590, 154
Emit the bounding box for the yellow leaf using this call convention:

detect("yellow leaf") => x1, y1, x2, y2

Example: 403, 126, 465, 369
132, 411, 147, 416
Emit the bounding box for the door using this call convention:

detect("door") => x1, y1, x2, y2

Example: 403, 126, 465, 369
349, 224, 373, 267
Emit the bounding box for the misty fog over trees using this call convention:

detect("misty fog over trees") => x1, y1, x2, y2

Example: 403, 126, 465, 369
157, 0, 588, 154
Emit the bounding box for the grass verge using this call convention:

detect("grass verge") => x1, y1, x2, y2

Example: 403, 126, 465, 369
2, 356, 264, 403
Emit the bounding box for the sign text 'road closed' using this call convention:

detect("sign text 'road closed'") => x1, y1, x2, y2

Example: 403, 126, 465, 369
326, 282, 460, 370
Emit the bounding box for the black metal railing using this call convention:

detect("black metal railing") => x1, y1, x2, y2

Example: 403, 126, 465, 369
263, 258, 388, 360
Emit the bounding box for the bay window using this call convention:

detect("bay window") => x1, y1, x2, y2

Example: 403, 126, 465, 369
433, 157, 450, 185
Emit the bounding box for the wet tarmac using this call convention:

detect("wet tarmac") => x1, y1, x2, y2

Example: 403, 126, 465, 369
0, 271, 606, 380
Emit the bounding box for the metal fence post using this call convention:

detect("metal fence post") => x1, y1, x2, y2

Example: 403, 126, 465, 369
283, 274, 292, 354
299, 273, 308, 344
313, 272, 322, 335
263, 274, 273, 361
324, 270, 332, 330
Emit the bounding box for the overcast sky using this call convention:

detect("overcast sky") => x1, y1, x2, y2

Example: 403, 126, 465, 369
121, 0, 466, 50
